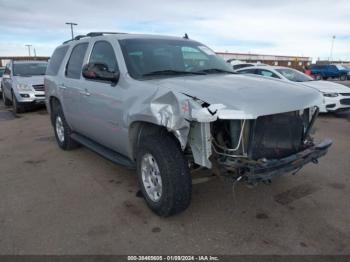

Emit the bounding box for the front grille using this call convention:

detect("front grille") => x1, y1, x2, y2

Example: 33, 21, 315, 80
340, 98, 350, 105
32, 84, 45, 91
340, 93, 350, 96
250, 111, 304, 160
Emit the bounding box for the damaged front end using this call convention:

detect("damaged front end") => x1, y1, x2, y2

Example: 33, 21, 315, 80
187, 105, 332, 184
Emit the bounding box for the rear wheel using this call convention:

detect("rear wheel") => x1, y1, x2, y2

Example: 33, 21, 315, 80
136, 134, 192, 217
52, 103, 79, 150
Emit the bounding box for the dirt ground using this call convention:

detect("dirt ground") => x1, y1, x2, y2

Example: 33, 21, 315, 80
0, 98, 349, 255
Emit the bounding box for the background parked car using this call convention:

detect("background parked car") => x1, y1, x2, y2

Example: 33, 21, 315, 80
1, 60, 48, 113
310, 64, 350, 81
0, 66, 5, 97
236, 65, 350, 113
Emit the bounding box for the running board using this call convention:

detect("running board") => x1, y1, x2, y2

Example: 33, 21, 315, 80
71, 133, 135, 169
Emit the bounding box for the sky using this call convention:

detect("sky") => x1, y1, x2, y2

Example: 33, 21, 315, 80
0, 0, 349, 61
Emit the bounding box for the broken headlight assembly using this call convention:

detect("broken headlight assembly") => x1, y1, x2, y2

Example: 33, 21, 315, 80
209, 107, 331, 183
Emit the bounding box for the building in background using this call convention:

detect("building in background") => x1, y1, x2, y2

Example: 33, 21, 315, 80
216, 52, 312, 70
0, 56, 49, 67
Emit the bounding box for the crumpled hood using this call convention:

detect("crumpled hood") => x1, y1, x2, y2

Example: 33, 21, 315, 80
150, 74, 323, 118
13, 75, 45, 86
300, 80, 350, 93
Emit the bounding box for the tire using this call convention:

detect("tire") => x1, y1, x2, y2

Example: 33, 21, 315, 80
340, 75, 347, 81
136, 134, 192, 217
12, 92, 24, 113
52, 103, 79, 150
2, 90, 12, 106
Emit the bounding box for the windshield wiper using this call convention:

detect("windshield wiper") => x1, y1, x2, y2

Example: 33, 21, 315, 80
142, 70, 206, 77
196, 68, 236, 74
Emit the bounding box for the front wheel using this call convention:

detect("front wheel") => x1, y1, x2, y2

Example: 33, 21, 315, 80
136, 134, 192, 217
12, 92, 24, 113
2, 90, 12, 106
340, 75, 347, 81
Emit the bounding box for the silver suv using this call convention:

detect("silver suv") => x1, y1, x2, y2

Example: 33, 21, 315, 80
2, 60, 48, 113
45, 32, 332, 216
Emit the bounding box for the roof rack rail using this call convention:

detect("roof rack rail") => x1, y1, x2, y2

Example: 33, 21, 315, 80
86, 32, 127, 37
74, 35, 87, 40
62, 32, 127, 44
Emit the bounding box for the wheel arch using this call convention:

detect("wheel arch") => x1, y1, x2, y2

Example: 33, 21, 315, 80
128, 121, 182, 160
49, 96, 61, 124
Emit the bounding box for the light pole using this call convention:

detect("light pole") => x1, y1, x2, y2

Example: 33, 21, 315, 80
330, 35, 336, 61
65, 22, 78, 40
25, 44, 32, 56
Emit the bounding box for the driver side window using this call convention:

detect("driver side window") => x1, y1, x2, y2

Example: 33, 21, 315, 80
4, 64, 11, 75
89, 41, 118, 73
257, 69, 280, 79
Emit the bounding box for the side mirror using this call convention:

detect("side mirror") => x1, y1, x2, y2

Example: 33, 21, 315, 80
82, 62, 119, 84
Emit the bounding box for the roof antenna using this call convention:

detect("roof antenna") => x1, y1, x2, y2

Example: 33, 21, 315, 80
183, 33, 189, 39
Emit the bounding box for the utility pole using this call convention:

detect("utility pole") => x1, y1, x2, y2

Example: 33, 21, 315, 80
25, 44, 32, 56
330, 35, 336, 61
65, 22, 78, 40
33, 48, 37, 57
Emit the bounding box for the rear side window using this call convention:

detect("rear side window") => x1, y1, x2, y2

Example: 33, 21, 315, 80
66, 43, 88, 79
46, 46, 69, 76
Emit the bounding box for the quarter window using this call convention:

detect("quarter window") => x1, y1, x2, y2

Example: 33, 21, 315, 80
66, 43, 88, 79
89, 41, 118, 73
47, 46, 69, 76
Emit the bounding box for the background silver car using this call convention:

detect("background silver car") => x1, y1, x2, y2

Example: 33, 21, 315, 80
1, 60, 48, 113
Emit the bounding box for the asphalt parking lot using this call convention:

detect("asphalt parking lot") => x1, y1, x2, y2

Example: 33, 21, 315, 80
0, 87, 350, 255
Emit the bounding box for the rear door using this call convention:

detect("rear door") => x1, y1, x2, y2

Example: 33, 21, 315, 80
61, 42, 89, 133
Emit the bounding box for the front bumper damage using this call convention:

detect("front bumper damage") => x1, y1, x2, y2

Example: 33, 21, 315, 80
220, 139, 332, 184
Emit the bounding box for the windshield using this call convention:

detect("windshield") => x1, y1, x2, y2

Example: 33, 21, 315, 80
119, 38, 233, 79
335, 64, 347, 70
0, 68, 4, 77
275, 68, 313, 82
13, 63, 47, 76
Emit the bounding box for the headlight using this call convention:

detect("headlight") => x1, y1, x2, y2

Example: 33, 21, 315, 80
323, 92, 339, 97
16, 83, 32, 91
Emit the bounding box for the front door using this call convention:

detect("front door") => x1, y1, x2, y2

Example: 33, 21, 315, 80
79, 40, 127, 154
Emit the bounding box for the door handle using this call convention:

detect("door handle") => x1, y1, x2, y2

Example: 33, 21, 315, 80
79, 89, 91, 96
59, 84, 66, 89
